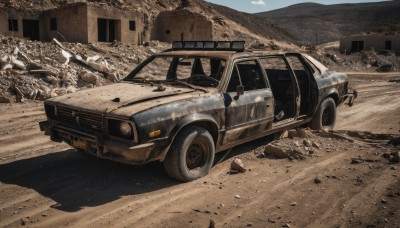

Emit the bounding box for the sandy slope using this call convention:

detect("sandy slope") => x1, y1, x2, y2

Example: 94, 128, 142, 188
0, 74, 399, 227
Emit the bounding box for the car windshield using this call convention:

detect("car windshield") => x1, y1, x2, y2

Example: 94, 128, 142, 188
124, 56, 226, 88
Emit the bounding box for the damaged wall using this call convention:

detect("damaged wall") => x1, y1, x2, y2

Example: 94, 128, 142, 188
151, 9, 213, 43
87, 5, 144, 44
0, 3, 144, 44
40, 3, 88, 43
340, 34, 400, 53
0, 8, 41, 40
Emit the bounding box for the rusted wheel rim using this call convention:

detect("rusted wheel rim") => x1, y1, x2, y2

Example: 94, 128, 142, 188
186, 140, 206, 170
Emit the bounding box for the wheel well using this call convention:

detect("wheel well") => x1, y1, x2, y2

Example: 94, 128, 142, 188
326, 93, 339, 105
183, 121, 219, 146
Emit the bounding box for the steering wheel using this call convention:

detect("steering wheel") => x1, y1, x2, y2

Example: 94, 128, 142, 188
187, 74, 219, 84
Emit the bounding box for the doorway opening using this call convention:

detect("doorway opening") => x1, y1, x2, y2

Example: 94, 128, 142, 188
22, 19, 40, 40
385, 40, 392, 50
97, 18, 120, 42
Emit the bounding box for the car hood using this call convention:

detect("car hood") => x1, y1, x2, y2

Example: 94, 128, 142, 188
47, 82, 198, 113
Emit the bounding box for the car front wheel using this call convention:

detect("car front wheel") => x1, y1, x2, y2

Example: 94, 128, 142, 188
310, 98, 336, 132
164, 126, 215, 182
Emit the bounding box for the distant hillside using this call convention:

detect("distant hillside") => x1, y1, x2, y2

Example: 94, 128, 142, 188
256, 1, 400, 45
205, 2, 297, 43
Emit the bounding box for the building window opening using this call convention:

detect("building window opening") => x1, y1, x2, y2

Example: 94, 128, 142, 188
351, 40, 364, 53
165, 30, 170, 35
385, 40, 392, 50
8, 19, 18, 32
50, 18, 57, 31
129, 21, 136, 31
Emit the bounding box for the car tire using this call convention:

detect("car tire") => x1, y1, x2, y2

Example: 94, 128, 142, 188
310, 98, 336, 132
164, 126, 215, 182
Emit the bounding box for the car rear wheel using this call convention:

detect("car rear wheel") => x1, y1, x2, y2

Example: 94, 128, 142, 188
310, 98, 336, 132
164, 126, 215, 182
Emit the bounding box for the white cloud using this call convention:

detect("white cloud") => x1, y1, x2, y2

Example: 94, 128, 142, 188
251, 0, 265, 6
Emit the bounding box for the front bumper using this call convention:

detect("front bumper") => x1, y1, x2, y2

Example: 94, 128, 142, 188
39, 121, 154, 165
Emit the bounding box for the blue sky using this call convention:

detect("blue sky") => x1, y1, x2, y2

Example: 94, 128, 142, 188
205, 0, 388, 13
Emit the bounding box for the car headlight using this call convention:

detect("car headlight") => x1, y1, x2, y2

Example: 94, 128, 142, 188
119, 122, 132, 138
108, 119, 134, 140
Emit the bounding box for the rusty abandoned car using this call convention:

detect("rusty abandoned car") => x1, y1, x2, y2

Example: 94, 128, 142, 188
40, 41, 357, 181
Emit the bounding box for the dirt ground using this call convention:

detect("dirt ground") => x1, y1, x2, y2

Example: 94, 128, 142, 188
0, 73, 399, 227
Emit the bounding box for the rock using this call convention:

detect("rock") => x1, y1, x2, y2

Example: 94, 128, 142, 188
247, 222, 253, 227
267, 218, 276, 223
290, 202, 297, 206
314, 178, 321, 184
80, 72, 99, 84
107, 72, 119, 82
264, 144, 287, 159
288, 128, 308, 139
209, 219, 215, 228
231, 158, 246, 173
274, 130, 288, 140
389, 152, 400, 163
20, 218, 27, 226
312, 141, 320, 149
351, 158, 362, 164
44, 75, 59, 85
294, 141, 300, 147
0, 96, 11, 103
303, 139, 312, 147
235, 195, 241, 199
381, 198, 388, 204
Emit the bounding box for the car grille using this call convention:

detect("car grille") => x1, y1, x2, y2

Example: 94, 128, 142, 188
45, 104, 104, 131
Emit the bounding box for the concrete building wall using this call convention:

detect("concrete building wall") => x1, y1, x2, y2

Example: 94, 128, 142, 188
87, 5, 143, 44
0, 8, 41, 40
0, 3, 143, 44
40, 3, 88, 43
340, 34, 400, 53
151, 9, 213, 43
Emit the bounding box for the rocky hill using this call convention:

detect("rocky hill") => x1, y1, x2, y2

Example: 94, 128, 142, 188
256, 1, 400, 45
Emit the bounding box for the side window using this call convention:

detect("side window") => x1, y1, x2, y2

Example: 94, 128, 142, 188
259, 57, 292, 98
226, 60, 266, 92
259, 57, 291, 81
176, 59, 194, 79
286, 55, 308, 80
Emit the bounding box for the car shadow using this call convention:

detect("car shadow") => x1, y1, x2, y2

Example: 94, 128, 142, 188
0, 149, 178, 212
0, 136, 275, 213
214, 135, 275, 164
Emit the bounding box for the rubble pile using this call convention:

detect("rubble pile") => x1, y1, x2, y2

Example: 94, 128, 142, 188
308, 47, 400, 72
257, 129, 353, 161
0, 35, 168, 103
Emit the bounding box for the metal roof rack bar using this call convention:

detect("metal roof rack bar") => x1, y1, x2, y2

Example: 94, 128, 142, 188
172, 41, 245, 52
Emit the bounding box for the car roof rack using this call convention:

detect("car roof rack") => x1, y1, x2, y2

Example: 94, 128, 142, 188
171, 41, 245, 52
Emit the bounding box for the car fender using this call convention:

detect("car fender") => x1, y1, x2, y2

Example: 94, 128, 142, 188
311, 88, 339, 118
158, 113, 219, 161
321, 87, 339, 105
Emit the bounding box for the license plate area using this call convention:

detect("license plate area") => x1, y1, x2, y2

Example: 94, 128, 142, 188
71, 137, 87, 151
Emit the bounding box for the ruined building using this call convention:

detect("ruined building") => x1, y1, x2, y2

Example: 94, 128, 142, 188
151, 9, 213, 43
0, 2, 144, 44
340, 33, 400, 53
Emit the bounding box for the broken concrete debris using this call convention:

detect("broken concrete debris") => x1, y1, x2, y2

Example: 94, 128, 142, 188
0, 36, 168, 102
231, 158, 246, 173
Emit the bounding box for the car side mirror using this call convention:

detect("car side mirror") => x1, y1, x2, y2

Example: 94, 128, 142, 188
236, 85, 244, 96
